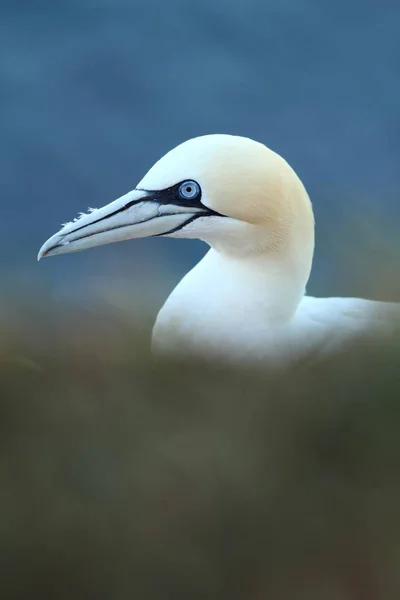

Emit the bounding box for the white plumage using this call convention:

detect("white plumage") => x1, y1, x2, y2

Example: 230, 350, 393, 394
38, 134, 399, 366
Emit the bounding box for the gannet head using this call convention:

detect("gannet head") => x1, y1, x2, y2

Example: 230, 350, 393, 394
38, 134, 314, 265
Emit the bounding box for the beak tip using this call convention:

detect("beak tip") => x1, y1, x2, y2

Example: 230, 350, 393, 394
37, 247, 45, 262
37, 234, 62, 262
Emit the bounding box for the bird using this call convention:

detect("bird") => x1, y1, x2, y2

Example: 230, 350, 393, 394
38, 134, 399, 367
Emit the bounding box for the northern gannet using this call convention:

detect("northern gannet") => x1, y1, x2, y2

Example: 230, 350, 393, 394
38, 134, 399, 366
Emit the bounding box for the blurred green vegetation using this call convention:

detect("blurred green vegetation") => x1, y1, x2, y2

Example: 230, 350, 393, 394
0, 289, 399, 600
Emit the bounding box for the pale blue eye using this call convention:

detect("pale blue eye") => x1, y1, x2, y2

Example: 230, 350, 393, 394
178, 180, 200, 200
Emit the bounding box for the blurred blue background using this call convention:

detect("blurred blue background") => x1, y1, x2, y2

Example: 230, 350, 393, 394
1, 0, 399, 307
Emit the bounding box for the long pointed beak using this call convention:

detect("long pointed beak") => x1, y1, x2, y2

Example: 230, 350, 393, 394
37, 189, 207, 260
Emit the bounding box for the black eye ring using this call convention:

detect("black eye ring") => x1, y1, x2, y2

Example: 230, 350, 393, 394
178, 180, 201, 200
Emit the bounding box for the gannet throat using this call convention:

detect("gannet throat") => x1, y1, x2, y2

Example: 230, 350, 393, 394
37, 134, 399, 365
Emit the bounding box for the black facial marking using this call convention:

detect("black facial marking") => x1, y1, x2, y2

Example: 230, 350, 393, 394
65, 180, 223, 241
137, 181, 202, 209
138, 180, 222, 216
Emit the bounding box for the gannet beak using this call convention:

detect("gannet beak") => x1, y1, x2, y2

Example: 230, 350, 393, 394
37, 188, 210, 260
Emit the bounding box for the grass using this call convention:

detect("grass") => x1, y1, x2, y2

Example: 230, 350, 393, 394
0, 289, 399, 600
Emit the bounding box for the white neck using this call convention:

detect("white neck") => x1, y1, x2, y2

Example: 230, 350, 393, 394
152, 240, 313, 361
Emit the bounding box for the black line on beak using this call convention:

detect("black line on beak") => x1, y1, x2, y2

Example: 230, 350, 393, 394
151, 213, 202, 237
63, 181, 224, 239
67, 193, 150, 236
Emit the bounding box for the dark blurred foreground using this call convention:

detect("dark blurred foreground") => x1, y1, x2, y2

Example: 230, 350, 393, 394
0, 296, 400, 600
